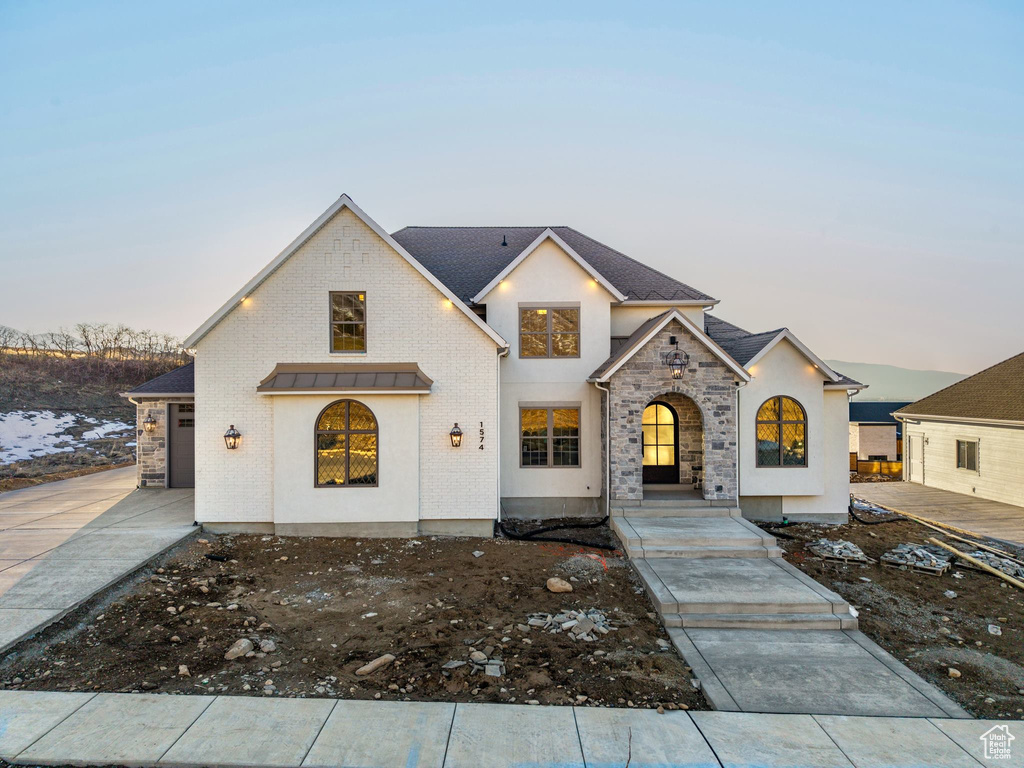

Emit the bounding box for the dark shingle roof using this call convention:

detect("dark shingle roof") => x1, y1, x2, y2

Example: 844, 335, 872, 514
849, 402, 912, 424
833, 372, 865, 388
896, 352, 1024, 422
126, 362, 194, 396
713, 328, 784, 367
390, 227, 716, 304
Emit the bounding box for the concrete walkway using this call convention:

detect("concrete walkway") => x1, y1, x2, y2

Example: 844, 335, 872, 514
852, 481, 1024, 546
612, 500, 969, 719
0, 467, 195, 652
0, 691, 1011, 767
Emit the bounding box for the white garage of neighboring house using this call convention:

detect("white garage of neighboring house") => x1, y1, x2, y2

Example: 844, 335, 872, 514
123, 362, 196, 488
895, 351, 1024, 508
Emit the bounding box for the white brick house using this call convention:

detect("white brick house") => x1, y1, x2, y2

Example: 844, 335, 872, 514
126, 195, 864, 534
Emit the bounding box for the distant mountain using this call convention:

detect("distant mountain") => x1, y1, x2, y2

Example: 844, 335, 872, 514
825, 360, 967, 403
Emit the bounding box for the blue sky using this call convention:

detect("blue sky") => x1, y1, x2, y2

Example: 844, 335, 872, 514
1, 1, 1021, 372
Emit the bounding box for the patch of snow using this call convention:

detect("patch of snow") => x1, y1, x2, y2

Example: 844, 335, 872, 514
0, 410, 134, 465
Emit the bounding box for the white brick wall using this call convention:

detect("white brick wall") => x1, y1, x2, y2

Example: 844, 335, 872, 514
193, 208, 499, 524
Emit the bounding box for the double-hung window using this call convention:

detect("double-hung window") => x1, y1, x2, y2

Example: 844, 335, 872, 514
520, 407, 580, 467
330, 292, 366, 352
519, 307, 580, 358
956, 440, 979, 472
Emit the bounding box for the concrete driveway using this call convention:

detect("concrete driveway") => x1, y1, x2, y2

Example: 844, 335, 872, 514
0, 466, 195, 651
852, 480, 1024, 546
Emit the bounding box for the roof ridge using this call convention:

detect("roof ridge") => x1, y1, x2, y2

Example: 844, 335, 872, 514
393, 225, 564, 231
557, 226, 716, 301
897, 350, 1024, 413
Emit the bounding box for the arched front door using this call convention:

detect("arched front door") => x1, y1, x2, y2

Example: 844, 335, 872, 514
642, 401, 678, 484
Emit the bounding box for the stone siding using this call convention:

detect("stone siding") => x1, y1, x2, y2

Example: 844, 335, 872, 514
135, 400, 166, 487
608, 320, 739, 501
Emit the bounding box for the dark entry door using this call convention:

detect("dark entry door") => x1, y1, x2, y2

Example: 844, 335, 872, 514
642, 402, 678, 484
169, 403, 195, 488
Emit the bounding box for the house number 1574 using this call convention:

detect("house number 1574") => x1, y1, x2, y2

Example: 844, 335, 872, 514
479, 422, 485, 450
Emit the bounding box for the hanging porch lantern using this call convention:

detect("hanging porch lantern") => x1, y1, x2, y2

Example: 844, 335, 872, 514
224, 425, 242, 450
663, 336, 689, 379
449, 423, 463, 447
142, 415, 157, 434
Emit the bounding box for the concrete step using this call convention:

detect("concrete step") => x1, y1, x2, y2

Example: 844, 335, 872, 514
616, 517, 776, 548
663, 612, 858, 630
634, 544, 785, 559
634, 557, 853, 618
612, 506, 741, 518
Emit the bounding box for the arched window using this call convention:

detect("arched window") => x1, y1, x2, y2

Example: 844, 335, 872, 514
315, 400, 378, 487
756, 396, 806, 467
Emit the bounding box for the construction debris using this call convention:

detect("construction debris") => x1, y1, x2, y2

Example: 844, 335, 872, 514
807, 539, 870, 564
881, 543, 952, 575
961, 551, 1024, 580
524, 608, 614, 642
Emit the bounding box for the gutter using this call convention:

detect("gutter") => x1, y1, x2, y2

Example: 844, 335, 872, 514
895, 412, 1024, 429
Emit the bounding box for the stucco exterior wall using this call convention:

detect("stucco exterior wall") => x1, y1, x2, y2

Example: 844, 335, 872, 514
783, 389, 851, 520
607, 319, 739, 501
905, 418, 1024, 508
193, 207, 499, 526
478, 240, 613, 507
738, 339, 828, 497
610, 305, 705, 338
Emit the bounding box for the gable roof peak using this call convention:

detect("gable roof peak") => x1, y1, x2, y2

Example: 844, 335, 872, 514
183, 195, 507, 349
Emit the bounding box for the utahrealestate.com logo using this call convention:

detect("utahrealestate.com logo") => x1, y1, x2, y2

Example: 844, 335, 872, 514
980, 724, 1014, 760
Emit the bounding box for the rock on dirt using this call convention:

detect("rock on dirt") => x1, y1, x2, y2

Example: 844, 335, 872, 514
224, 639, 254, 660
356, 654, 396, 676
546, 577, 573, 593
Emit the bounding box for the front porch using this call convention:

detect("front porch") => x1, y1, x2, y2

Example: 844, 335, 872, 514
599, 315, 743, 506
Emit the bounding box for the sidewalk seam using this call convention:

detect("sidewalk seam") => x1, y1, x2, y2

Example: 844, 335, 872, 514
8, 692, 98, 762
808, 714, 859, 768
570, 706, 587, 768
154, 693, 217, 764
441, 701, 458, 767
297, 698, 339, 767
685, 713, 725, 768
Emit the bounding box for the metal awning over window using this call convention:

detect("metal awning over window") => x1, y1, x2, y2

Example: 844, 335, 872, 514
257, 363, 433, 394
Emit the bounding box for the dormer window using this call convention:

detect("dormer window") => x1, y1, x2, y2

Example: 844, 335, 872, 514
519, 306, 580, 358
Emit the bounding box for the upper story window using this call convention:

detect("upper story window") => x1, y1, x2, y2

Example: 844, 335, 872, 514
330, 292, 366, 353
756, 396, 807, 467
519, 307, 579, 358
956, 439, 979, 472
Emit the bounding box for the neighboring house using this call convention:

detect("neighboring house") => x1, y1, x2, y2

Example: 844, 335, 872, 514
125, 195, 864, 535
895, 352, 1024, 508
849, 401, 911, 461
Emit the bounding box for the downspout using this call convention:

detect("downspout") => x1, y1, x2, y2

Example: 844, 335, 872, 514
496, 345, 510, 523
593, 380, 611, 517
735, 378, 748, 502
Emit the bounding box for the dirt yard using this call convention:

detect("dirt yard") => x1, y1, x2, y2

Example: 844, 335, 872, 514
771, 515, 1024, 719
0, 529, 705, 711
